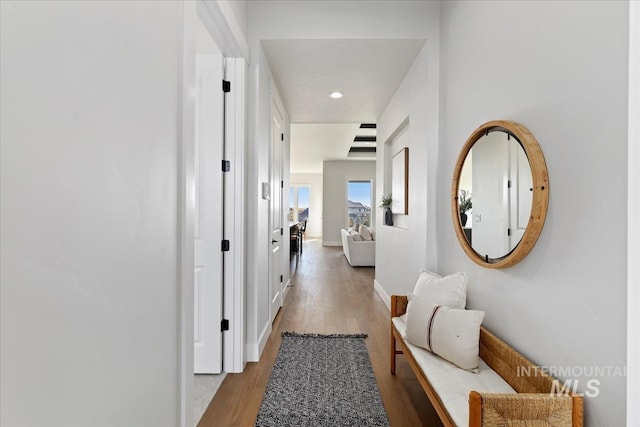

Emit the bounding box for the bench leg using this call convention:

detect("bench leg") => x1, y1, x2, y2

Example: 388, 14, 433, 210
390, 327, 396, 375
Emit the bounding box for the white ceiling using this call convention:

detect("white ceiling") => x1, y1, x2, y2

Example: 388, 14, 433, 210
290, 123, 376, 174
261, 39, 426, 173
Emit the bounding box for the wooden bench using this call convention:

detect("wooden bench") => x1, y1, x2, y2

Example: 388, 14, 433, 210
390, 295, 584, 426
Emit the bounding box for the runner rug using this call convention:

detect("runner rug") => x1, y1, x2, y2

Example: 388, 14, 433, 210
255, 332, 390, 427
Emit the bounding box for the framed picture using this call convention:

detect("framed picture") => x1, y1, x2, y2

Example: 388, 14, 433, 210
392, 147, 409, 214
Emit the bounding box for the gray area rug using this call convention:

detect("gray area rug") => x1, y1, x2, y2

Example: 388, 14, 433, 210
255, 332, 390, 427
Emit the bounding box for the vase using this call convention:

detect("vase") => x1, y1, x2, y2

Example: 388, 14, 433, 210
385, 208, 393, 226
460, 212, 468, 227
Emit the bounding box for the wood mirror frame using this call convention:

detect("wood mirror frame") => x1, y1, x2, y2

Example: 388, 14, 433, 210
451, 120, 549, 268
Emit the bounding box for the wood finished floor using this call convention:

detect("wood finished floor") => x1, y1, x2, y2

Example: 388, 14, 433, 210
197, 239, 442, 427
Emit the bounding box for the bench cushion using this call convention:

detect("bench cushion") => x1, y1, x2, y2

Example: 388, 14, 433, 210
393, 316, 516, 426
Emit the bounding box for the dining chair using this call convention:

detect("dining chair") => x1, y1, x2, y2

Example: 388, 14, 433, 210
290, 223, 301, 255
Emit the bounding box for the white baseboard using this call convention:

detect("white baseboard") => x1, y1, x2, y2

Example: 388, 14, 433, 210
247, 321, 271, 362
257, 321, 271, 358
374, 279, 391, 312
283, 279, 291, 299
246, 343, 258, 362
322, 240, 342, 247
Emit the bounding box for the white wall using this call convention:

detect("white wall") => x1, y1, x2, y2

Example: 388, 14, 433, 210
245, 36, 291, 360
375, 34, 440, 300
245, 46, 277, 361
1, 1, 184, 426
628, 2, 640, 424
322, 161, 376, 245
291, 173, 323, 238
437, 2, 628, 425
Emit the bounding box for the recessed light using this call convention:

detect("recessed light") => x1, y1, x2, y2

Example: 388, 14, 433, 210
330, 91, 343, 99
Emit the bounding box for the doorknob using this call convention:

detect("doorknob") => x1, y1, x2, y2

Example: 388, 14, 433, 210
271, 239, 279, 244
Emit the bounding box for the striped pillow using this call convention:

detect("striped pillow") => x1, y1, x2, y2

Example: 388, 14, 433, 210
405, 293, 484, 372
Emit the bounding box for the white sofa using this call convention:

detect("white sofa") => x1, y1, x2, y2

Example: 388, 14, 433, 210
340, 228, 375, 266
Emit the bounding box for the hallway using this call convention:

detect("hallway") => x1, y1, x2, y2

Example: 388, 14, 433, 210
197, 240, 441, 426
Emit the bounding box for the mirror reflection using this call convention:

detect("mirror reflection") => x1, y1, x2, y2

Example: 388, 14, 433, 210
458, 130, 533, 260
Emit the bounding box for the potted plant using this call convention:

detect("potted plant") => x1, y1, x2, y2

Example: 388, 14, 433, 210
380, 194, 393, 226
458, 189, 472, 227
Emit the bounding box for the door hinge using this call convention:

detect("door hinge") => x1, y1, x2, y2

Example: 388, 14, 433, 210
507, 180, 512, 188
221, 319, 229, 332
280, 228, 284, 236
222, 80, 231, 93
281, 133, 284, 141
280, 180, 284, 189
221, 240, 230, 251
507, 228, 512, 236
280, 275, 283, 283
222, 160, 231, 172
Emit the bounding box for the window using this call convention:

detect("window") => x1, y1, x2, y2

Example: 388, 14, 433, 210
347, 180, 372, 227
288, 187, 295, 222
298, 187, 309, 222
289, 186, 310, 223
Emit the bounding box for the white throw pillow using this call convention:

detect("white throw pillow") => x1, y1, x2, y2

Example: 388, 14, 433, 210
354, 223, 361, 233
413, 269, 467, 309
352, 232, 363, 241
359, 225, 373, 241
405, 294, 484, 372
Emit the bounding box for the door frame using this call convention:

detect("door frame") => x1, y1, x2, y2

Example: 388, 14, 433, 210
178, 2, 247, 427
222, 57, 246, 375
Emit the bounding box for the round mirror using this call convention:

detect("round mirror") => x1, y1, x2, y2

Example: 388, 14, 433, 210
451, 120, 549, 268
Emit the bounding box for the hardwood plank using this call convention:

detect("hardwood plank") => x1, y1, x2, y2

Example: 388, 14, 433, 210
198, 239, 441, 427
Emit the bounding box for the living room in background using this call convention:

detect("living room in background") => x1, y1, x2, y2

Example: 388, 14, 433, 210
347, 180, 373, 227
289, 185, 310, 223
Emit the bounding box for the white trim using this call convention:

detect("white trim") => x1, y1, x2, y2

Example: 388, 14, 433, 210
374, 279, 391, 311
258, 321, 271, 357
223, 57, 246, 373
282, 279, 291, 300
248, 322, 272, 362
197, 0, 249, 59
178, 2, 196, 426
628, 2, 639, 425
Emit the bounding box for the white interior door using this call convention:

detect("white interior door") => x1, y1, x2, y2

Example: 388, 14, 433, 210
472, 131, 509, 258
509, 140, 533, 249
269, 100, 284, 323
194, 54, 224, 374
